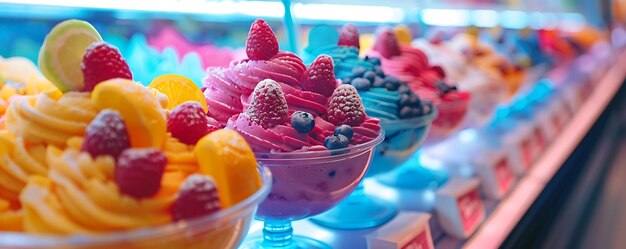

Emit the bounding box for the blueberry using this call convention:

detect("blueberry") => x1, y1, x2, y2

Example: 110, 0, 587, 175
374, 66, 385, 77
411, 106, 424, 117
352, 67, 366, 77
436, 81, 457, 94
399, 106, 412, 119
342, 77, 353, 85
369, 57, 382, 66
409, 93, 421, 106
422, 102, 433, 114
385, 81, 399, 91
351, 77, 371, 91
384, 76, 399, 84
398, 94, 411, 106
324, 134, 350, 150
334, 125, 354, 140
398, 84, 411, 94
363, 71, 377, 83
372, 76, 385, 88
291, 111, 315, 134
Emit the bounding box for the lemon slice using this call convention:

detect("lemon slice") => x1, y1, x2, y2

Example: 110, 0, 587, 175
38, 19, 102, 93
148, 74, 208, 112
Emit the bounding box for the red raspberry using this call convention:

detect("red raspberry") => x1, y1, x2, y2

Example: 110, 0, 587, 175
168, 102, 210, 145
327, 85, 365, 126
245, 79, 288, 129
302, 55, 337, 97
338, 24, 360, 49
81, 42, 133, 92
430, 66, 446, 79
115, 148, 166, 199
82, 110, 130, 159
246, 19, 279, 60
172, 174, 221, 221
374, 29, 401, 59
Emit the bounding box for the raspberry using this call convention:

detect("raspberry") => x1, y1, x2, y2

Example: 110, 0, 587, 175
168, 102, 210, 145
82, 110, 130, 159
245, 19, 279, 60
172, 174, 221, 221
374, 29, 401, 59
326, 85, 366, 126
338, 24, 360, 49
245, 79, 288, 129
302, 55, 337, 96
115, 148, 166, 199
430, 66, 446, 79
81, 42, 132, 92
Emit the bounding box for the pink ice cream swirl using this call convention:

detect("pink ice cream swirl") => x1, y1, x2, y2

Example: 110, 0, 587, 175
203, 51, 329, 126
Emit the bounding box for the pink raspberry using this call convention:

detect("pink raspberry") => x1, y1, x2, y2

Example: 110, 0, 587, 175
245, 79, 289, 129
326, 85, 366, 126
168, 102, 210, 145
81, 42, 132, 92
82, 110, 130, 159
115, 148, 166, 199
302, 55, 337, 97
246, 19, 279, 60
172, 174, 221, 221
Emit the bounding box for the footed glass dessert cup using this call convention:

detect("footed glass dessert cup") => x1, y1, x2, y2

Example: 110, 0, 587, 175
311, 107, 437, 229
242, 131, 384, 249
379, 98, 470, 190
0, 166, 272, 249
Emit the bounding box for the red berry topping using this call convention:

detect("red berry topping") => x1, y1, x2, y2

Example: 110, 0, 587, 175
430, 66, 446, 79
246, 19, 279, 60
115, 148, 166, 199
82, 110, 130, 159
246, 79, 288, 129
172, 174, 221, 221
81, 42, 133, 92
168, 102, 210, 145
302, 55, 337, 97
374, 29, 401, 59
327, 85, 366, 126
338, 24, 360, 49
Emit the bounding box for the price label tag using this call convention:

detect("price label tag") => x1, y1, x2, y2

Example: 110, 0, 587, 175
457, 189, 484, 234
521, 138, 533, 168
367, 212, 434, 249
495, 158, 514, 195
401, 230, 431, 249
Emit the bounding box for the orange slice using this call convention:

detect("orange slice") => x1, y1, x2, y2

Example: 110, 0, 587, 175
92, 79, 166, 148
148, 74, 207, 113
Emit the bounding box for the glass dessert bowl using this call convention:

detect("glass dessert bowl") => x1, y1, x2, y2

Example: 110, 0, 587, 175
241, 131, 384, 249
0, 165, 272, 249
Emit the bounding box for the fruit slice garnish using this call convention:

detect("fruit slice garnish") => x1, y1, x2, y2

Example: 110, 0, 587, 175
92, 78, 166, 148
148, 74, 208, 113
194, 129, 261, 208
38, 19, 102, 93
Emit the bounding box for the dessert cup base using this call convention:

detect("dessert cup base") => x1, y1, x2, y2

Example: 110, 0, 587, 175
310, 194, 397, 229
241, 236, 331, 249
377, 152, 449, 189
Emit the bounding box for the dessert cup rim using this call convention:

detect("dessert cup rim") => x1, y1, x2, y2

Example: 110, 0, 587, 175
254, 129, 385, 161
0, 165, 273, 247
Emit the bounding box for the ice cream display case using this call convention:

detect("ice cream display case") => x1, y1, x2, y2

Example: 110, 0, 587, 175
0, 0, 624, 249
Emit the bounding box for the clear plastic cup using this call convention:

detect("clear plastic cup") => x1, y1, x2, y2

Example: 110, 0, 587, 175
0, 165, 272, 249
241, 131, 384, 249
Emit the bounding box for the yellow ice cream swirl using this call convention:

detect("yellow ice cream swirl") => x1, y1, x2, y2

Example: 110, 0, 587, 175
19, 138, 178, 235
0, 136, 47, 205
5, 90, 98, 147
163, 134, 198, 176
